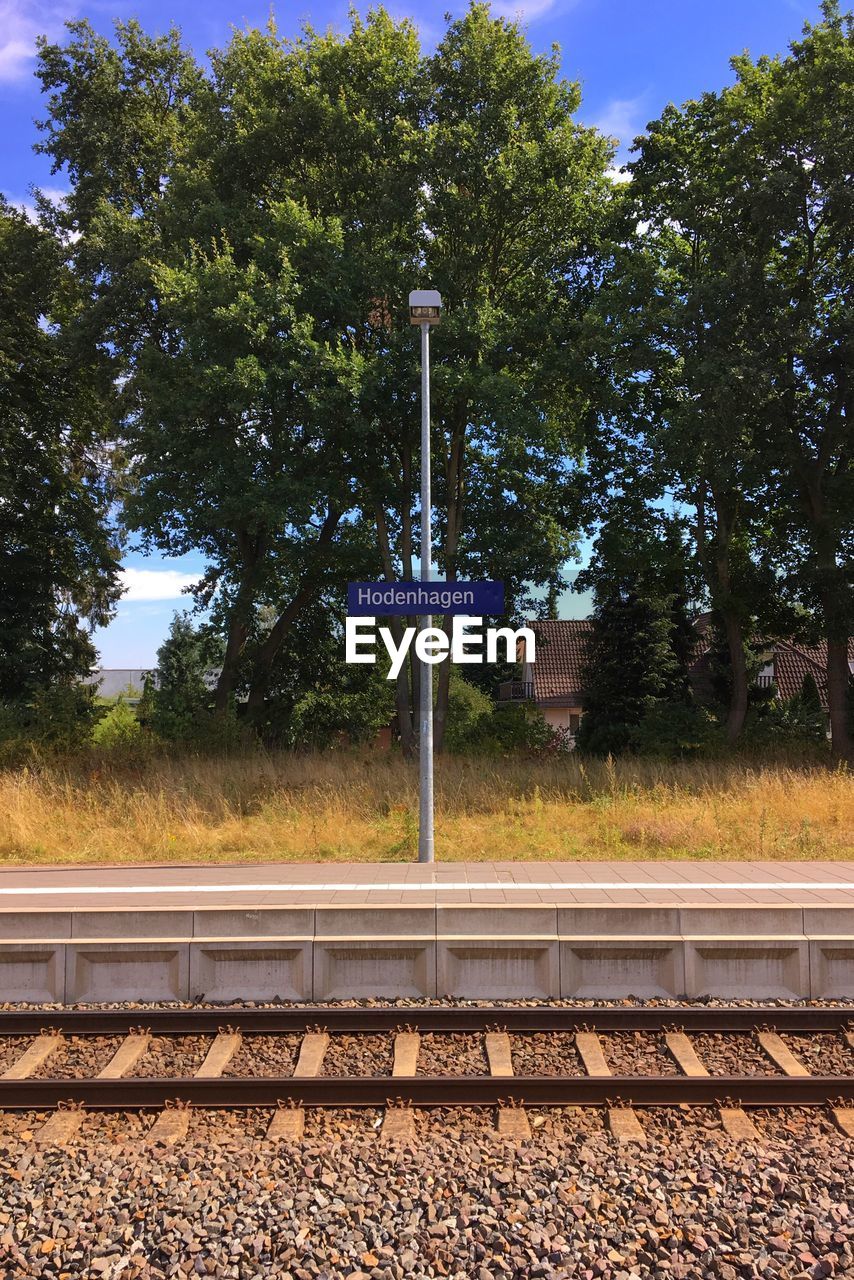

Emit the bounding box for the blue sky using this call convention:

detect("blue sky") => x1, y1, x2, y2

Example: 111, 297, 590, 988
2, 0, 824, 665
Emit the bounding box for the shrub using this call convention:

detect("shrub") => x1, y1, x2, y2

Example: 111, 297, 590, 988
0, 684, 100, 762
289, 682, 395, 750
92, 698, 142, 749
742, 690, 828, 746
443, 676, 557, 756
443, 675, 494, 752
634, 701, 718, 758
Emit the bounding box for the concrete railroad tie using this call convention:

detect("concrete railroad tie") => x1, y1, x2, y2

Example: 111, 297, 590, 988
267, 1031, 330, 1143
380, 1033, 421, 1142
33, 1033, 151, 1145
147, 1031, 243, 1147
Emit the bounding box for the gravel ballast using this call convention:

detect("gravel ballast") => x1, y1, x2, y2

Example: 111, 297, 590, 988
132, 1035, 210, 1079
1, 1000, 853, 1278
417, 1033, 488, 1077
509, 1033, 585, 1076
30, 1035, 123, 1080
0, 1109, 852, 1280
321, 1035, 393, 1078
781, 1033, 854, 1076
599, 1032, 680, 1076
688, 1033, 781, 1077
225, 1034, 303, 1078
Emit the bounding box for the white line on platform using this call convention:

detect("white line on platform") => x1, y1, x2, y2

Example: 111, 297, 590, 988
0, 881, 852, 897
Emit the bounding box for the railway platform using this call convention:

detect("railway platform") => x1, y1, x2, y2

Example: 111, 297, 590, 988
2, 859, 853, 1003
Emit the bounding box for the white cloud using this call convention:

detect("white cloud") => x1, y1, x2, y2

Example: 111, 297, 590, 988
605, 166, 632, 184
493, 0, 559, 18
0, 1, 72, 85
120, 568, 198, 602
13, 186, 70, 224
593, 95, 647, 151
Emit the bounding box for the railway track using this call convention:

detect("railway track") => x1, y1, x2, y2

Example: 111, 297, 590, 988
1, 1005, 853, 1145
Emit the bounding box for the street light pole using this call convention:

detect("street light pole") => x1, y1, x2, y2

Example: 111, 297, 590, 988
418, 319, 434, 864
409, 289, 442, 865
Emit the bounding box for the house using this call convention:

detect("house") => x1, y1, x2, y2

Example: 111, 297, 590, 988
497, 617, 851, 744
498, 619, 591, 739
687, 616, 854, 710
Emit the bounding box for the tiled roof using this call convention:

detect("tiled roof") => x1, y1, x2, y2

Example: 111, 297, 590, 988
772, 638, 854, 708
529, 620, 592, 705
773, 642, 826, 704
528, 621, 851, 711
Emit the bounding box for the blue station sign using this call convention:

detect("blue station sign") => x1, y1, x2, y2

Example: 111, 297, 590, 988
347, 580, 505, 617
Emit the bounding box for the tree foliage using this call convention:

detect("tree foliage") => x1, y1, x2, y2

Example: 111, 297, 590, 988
6, 2, 850, 763
600, 0, 853, 756
0, 198, 119, 702
34, 5, 610, 750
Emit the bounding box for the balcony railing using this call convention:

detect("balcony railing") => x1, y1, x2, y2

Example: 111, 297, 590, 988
497, 680, 533, 702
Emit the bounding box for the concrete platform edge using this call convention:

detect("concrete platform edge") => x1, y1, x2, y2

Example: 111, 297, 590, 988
2, 903, 854, 1000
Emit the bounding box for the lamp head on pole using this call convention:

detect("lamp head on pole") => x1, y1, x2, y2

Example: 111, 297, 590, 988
409, 288, 442, 325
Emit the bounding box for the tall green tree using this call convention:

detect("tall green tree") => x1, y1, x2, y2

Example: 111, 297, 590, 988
0, 198, 119, 701
35, 14, 422, 734
605, 88, 776, 743
605, 3, 853, 756
36, 19, 372, 718
35, 6, 610, 754
728, 2, 853, 758
147, 612, 221, 743
575, 593, 686, 757
422, 5, 612, 748
575, 505, 696, 757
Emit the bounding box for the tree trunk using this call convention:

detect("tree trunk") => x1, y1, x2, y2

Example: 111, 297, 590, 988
433, 416, 465, 753
813, 517, 852, 760
214, 528, 266, 715
798, 452, 851, 761
720, 605, 749, 743
245, 508, 341, 715
245, 580, 316, 716
825, 633, 852, 761
711, 489, 749, 743
214, 615, 250, 714
374, 503, 416, 755
390, 620, 417, 758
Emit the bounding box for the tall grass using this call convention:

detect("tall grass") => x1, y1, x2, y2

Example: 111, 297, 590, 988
0, 750, 850, 864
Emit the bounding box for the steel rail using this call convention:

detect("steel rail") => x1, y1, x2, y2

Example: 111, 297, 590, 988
0, 1006, 852, 1035
0, 1075, 851, 1111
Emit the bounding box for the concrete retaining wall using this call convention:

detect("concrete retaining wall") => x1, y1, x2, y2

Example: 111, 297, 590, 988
1, 904, 853, 1002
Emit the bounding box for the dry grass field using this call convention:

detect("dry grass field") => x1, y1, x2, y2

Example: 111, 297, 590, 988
0, 750, 851, 864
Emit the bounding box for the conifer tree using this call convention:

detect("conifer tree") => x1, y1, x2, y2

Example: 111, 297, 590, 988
575, 510, 696, 755
576, 590, 683, 756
